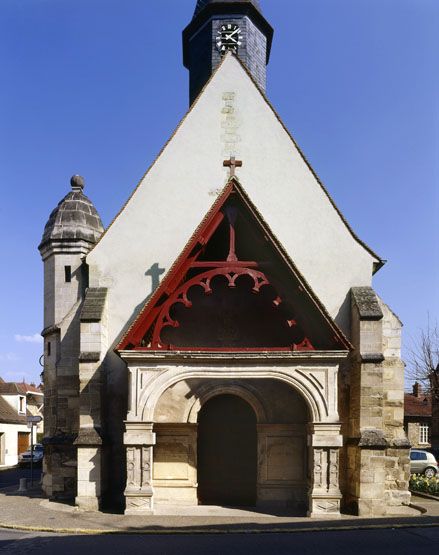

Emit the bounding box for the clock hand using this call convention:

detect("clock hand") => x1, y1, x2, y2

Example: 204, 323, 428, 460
225, 28, 240, 40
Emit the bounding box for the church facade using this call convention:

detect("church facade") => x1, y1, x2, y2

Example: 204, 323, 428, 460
39, 0, 413, 518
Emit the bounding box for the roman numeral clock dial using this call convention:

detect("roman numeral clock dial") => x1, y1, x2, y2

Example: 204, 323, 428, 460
216, 23, 243, 54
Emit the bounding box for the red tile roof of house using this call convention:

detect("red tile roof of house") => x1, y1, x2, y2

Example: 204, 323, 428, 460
404, 392, 432, 417
0, 381, 43, 395
0, 396, 27, 425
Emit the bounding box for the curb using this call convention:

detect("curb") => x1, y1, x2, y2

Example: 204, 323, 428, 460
0, 521, 438, 536
0, 467, 17, 473
411, 491, 439, 502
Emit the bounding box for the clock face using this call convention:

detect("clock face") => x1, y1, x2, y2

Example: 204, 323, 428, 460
216, 23, 243, 54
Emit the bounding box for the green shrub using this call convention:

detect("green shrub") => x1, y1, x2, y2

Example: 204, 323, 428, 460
410, 474, 439, 496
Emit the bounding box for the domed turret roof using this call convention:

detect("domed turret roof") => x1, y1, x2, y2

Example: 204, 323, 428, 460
193, 0, 262, 18
39, 175, 104, 251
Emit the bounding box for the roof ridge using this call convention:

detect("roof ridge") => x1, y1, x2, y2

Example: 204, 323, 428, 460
227, 54, 384, 268
87, 53, 383, 270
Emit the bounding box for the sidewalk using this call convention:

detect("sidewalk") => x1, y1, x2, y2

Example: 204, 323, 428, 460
0, 485, 438, 535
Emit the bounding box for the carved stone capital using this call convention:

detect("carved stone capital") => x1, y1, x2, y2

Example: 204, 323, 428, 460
124, 421, 156, 446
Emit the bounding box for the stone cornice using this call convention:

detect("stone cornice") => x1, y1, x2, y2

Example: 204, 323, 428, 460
39, 239, 93, 261
118, 350, 349, 365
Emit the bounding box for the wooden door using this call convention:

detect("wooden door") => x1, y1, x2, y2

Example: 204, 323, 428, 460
17, 432, 30, 455
0, 433, 5, 465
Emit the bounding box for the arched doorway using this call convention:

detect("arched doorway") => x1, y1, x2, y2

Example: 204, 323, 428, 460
197, 394, 257, 506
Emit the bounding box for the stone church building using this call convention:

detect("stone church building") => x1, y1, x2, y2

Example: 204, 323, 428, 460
39, 0, 413, 517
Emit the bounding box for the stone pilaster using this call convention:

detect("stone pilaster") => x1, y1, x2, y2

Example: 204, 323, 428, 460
74, 288, 108, 510
308, 423, 343, 518
75, 428, 102, 511
124, 422, 156, 515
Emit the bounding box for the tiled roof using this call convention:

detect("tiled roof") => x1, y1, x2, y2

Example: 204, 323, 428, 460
0, 382, 43, 395
404, 392, 432, 417
0, 396, 27, 425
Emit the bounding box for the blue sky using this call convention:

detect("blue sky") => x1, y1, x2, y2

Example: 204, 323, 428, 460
0, 0, 438, 385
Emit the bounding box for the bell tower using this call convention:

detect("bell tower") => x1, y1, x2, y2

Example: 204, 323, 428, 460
183, 0, 273, 105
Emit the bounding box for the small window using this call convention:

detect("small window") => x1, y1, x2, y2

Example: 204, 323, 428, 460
419, 425, 429, 445
64, 266, 72, 283
18, 396, 25, 413
47, 341, 51, 356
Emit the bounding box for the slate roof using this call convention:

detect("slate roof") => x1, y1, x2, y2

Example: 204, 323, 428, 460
80, 288, 108, 322
194, 0, 261, 17
0, 396, 27, 425
404, 392, 432, 417
351, 287, 383, 320
39, 176, 104, 250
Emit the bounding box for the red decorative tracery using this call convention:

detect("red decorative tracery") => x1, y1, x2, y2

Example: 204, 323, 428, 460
153, 267, 275, 349
118, 179, 350, 353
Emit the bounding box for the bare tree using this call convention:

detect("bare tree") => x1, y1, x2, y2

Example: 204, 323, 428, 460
407, 318, 439, 392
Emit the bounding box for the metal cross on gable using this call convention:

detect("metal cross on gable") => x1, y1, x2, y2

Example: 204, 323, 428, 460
223, 156, 243, 178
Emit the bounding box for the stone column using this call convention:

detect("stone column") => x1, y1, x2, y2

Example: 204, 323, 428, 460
308, 423, 343, 518
124, 422, 156, 515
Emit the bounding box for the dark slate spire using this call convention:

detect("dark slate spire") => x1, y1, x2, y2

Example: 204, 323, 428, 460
183, 0, 273, 105
39, 175, 104, 252
193, 0, 262, 18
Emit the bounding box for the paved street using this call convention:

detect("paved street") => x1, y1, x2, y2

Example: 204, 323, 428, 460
0, 467, 41, 489
0, 526, 438, 554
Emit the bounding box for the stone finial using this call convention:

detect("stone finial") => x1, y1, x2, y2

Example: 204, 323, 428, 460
70, 175, 85, 192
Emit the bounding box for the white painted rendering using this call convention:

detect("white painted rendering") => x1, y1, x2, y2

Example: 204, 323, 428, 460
2, 394, 27, 415
87, 52, 378, 347
0, 423, 37, 467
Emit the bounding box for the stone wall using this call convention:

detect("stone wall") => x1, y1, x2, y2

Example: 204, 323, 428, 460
41, 253, 85, 499
75, 288, 108, 510
345, 288, 412, 516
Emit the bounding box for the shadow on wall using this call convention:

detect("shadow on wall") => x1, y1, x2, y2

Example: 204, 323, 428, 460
334, 290, 351, 338
99, 262, 166, 512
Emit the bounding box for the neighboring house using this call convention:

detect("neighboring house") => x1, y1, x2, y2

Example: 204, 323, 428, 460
0, 378, 43, 467
404, 382, 432, 449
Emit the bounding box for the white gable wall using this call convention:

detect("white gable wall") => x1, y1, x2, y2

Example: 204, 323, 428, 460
87, 54, 377, 346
